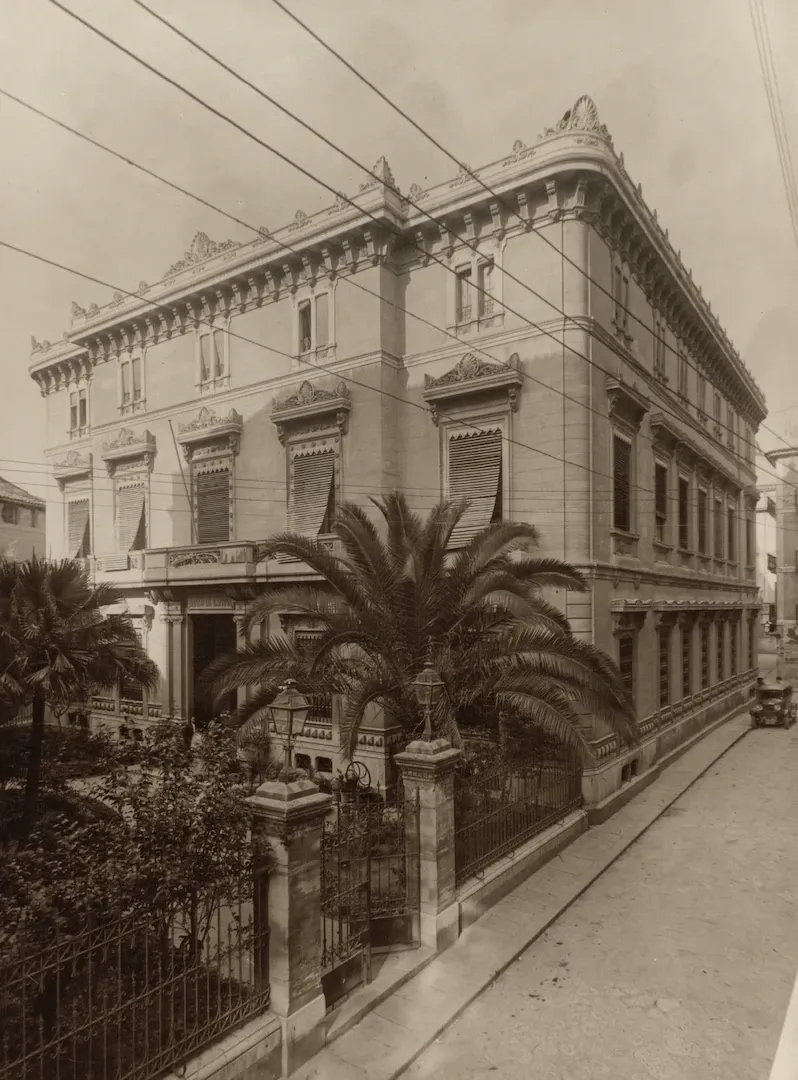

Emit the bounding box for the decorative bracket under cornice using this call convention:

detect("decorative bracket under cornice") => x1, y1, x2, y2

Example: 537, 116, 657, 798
422, 352, 523, 426
176, 406, 243, 464
609, 598, 651, 634
605, 376, 650, 430
270, 379, 351, 446
52, 451, 93, 488
101, 428, 156, 477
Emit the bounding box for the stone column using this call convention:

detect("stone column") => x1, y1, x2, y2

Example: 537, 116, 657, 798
233, 605, 250, 710
246, 776, 332, 1076
157, 603, 186, 721
394, 738, 462, 952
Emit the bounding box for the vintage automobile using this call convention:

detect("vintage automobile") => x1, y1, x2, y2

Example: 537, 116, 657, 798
751, 680, 798, 729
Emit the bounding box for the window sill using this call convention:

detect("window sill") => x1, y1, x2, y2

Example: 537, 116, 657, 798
119, 400, 146, 416
611, 529, 640, 558
295, 344, 337, 368
197, 376, 230, 395
655, 371, 670, 386
69, 427, 90, 441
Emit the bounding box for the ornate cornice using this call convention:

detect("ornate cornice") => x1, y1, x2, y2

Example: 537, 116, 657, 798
606, 375, 650, 430
270, 379, 351, 445
176, 406, 243, 463
610, 597, 651, 634
52, 450, 93, 487
101, 427, 156, 476
648, 412, 742, 492
422, 352, 523, 425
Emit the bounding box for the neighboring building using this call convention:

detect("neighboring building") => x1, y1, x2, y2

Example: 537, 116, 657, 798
755, 483, 777, 628
0, 477, 45, 561
29, 95, 766, 804
763, 450, 798, 642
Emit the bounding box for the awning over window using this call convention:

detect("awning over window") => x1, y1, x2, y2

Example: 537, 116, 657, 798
67, 499, 90, 558
196, 469, 231, 544
117, 486, 146, 551
447, 428, 502, 546
290, 450, 336, 536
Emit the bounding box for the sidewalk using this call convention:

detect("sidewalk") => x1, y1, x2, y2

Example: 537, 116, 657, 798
293, 712, 752, 1080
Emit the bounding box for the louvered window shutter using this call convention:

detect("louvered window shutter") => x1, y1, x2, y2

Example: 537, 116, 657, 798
68, 500, 90, 558
117, 487, 146, 551
290, 451, 336, 536
612, 435, 631, 532
447, 429, 503, 546
196, 470, 230, 543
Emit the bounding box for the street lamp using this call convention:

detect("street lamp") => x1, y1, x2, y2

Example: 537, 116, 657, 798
412, 650, 444, 741
268, 679, 311, 773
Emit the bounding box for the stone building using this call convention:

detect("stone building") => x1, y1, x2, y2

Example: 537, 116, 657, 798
763, 450, 798, 645
755, 483, 777, 628
29, 96, 766, 806
0, 476, 45, 561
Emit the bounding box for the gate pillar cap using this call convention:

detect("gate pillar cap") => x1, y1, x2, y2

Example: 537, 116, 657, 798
246, 778, 332, 836
395, 739, 461, 782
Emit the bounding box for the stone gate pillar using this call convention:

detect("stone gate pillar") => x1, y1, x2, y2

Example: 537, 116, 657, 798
247, 776, 332, 1076
394, 737, 462, 952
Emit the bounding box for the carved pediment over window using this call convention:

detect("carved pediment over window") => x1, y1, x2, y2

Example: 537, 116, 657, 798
101, 428, 156, 476
606, 376, 649, 430
52, 450, 93, 487
271, 379, 351, 445
423, 352, 523, 426
610, 598, 651, 634
176, 406, 242, 463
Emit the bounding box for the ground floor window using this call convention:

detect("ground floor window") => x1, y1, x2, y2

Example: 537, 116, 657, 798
658, 627, 671, 708
700, 623, 710, 689
681, 625, 692, 698
748, 619, 756, 671
618, 634, 634, 705
729, 619, 738, 676
716, 621, 725, 682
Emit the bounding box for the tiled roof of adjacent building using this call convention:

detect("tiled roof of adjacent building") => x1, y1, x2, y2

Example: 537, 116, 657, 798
0, 476, 46, 510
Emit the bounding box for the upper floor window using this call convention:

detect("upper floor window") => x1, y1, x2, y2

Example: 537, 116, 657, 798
658, 626, 671, 708
297, 292, 332, 357
713, 391, 722, 439
67, 498, 91, 558
727, 504, 736, 562
288, 447, 336, 537
653, 317, 667, 380
477, 260, 495, 318
677, 347, 689, 400
726, 407, 736, 450
746, 515, 754, 566
713, 497, 724, 559
700, 623, 710, 689
697, 374, 707, 422
455, 266, 473, 326
197, 327, 228, 394
69, 388, 89, 437
654, 462, 668, 544
120, 356, 144, 414
1, 503, 19, 526
30, 508, 41, 529
612, 433, 633, 533
612, 263, 630, 338
697, 488, 709, 555
678, 475, 690, 551
116, 484, 147, 552
195, 468, 232, 544
451, 249, 502, 332
446, 426, 503, 546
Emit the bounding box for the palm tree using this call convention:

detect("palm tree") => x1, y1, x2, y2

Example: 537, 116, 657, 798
206, 494, 638, 763
0, 557, 159, 838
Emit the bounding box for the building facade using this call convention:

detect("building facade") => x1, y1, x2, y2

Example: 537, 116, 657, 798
0, 477, 45, 561
763, 450, 798, 645
756, 483, 777, 628
30, 96, 766, 802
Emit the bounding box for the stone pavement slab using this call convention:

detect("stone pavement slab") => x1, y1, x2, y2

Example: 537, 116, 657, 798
292, 713, 751, 1080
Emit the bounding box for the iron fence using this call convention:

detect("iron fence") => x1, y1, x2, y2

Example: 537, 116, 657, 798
454, 761, 583, 886
0, 882, 269, 1080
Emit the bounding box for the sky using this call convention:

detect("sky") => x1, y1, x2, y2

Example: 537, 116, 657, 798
1, 0, 796, 503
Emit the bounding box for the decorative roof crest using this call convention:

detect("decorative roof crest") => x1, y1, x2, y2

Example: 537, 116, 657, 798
358, 156, 398, 194
72, 302, 87, 319
162, 231, 238, 280
538, 95, 613, 146
289, 210, 309, 232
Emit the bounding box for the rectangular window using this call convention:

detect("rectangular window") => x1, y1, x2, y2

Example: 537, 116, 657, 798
612, 434, 632, 533
315, 293, 329, 349
613, 265, 623, 325
116, 485, 146, 551
78, 391, 87, 428
713, 391, 722, 437
477, 260, 495, 318
697, 374, 707, 418
654, 463, 668, 543
213, 329, 225, 378
653, 318, 666, 377
131, 357, 143, 401
748, 621, 755, 671
199, 336, 212, 381
622, 275, 630, 332
447, 427, 503, 545
298, 300, 312, 352
726, 407, 735, 450
70, 392, 78, 432
67, 498, 91, 558
121, 361, 131, 405
677, 347, 689, 398
30, 509, 40, 529
746, 516, 753, 565
618, 634, 634, 704
701, 623, 710, 688
729, 620, 737, 676
716, 621, 725, 682
1, 503, 18, 525
658, 627, 671, 708
456, 267, 473, 325
727, 505, 736, 562
289, 449, 336, 536
678, 476, 690, 550
713, 498, 724, 558
698, 489, 708, 554
195, 469, 231, 544
682, 625, 692, 698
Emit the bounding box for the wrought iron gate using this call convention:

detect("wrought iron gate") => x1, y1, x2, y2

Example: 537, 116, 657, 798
320, 787, 419, 1011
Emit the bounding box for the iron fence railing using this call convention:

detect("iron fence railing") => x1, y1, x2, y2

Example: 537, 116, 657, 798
454, 761, 583, 887
0, 883, 269, 1080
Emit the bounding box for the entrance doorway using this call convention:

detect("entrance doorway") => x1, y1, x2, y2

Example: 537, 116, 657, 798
191, 614, 237, 728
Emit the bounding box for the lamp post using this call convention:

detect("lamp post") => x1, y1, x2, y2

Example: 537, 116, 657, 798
412, 650, 444, 742
267, 679, 311, 774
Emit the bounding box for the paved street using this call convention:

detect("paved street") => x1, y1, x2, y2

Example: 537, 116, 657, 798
403, 722, 798, 1080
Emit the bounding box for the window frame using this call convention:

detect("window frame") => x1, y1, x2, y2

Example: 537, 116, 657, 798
69, 386, 90, 438
654, 460, 669, 545
716, 620, 725, 682
677, 345, 689, 400
677, 473, 691, 552
727, 503, 737, 563
681, 622, 692, 699
442, 415, 507, 548
618, 632, 635, 706
658, 626, 671, 709
697, 486, 709, 555
1, 502, 19, 526
612, 258, 631, 339
447, 239, 505, 333
65, 494, 92, 559
286, 431, 342, 541
196, 323, 229, 395
292, 282, 337, 365
119, 352, 146, 415
713, 496, 724, 559
700, 622, 710, 689
611, 430, 634, 535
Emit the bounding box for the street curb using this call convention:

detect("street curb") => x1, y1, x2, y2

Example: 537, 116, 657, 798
387, 720, 752, 1080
